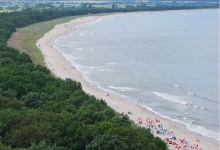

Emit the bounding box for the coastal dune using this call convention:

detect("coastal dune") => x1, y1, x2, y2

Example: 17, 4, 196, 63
37, 14, 219, 150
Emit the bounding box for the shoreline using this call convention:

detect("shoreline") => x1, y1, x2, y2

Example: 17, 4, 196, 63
37, 13, 219, 150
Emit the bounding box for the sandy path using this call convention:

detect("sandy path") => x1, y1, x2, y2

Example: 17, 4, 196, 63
37, 14, 219, 150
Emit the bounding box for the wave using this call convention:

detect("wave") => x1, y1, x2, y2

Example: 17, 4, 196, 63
89, 65, 113, 72
104, 62, 117, 65
89, 66, 106, 70
193, 105, 205, 110
79, 32, 86, 37
95, 18, 103, 23
153, 92, 206, 110
182, 91, 218, 104
62, 52, 84, 62
76, 47, 84, 50
89, 66, 95, 69
187, 124, 220, 141
195, 94, 218, 104
108, 86, 137, 92
187, 92, 196, 96
186, 103, 206, 110
90, 84, 131, 101
174, 85, 217, 105
174, 85, 184, 88
97, 69, 113, 72
153, 92, 188, 105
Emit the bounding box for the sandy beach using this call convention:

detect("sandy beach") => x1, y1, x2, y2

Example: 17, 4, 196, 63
37, 14, 219, 150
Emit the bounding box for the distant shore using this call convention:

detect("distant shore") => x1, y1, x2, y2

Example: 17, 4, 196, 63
36, 12, 219, 150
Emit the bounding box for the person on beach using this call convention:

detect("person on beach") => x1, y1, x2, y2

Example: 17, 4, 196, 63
137, 117, 142, 125
155, 117, 160, 122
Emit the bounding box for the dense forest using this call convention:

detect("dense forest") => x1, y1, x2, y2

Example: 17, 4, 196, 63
0, 5, 217, 150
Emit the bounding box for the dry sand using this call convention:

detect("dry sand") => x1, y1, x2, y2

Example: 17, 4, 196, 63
37, 14, 219, 150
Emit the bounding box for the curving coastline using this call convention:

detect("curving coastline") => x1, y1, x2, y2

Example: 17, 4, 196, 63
36, 14, 219, 150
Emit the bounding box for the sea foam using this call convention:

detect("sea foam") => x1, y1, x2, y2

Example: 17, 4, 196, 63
108, 86, 137, 92
153, 92, 188, 105
187, 124, 220, 141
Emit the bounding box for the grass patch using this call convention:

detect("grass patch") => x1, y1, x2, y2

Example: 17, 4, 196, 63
7, 15, 87, 66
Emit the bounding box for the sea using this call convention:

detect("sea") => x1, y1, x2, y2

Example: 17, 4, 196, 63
54, 9, 219, 141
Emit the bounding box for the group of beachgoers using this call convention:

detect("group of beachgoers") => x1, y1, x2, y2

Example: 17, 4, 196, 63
129, 112, 202, 150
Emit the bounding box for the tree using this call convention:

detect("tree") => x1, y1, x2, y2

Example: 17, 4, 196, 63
147, 142, 157, 150
112, 3, 117, 9
0, 143, 13, 150
153, 137, 168, 150
0, 95, 24, 110
86, 134, 128, 150
28, 140, 64, 150
88, 4, 93, 9
21, 92, 50, 108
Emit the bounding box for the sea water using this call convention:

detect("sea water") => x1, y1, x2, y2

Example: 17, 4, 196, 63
54, 9, 219, 141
